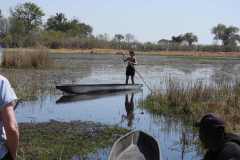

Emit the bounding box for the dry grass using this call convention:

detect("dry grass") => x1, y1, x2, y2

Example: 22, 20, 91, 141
2, 48, 52, 68
4, 48, 240, 58
49, 48, 126, 54
143, 79, 240, 131
145, 51, 240, 57
49, 48, 240, 58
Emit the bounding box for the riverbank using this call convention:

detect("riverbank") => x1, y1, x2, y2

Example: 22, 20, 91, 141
4, 48, 240, 58
18, 120, 128, 160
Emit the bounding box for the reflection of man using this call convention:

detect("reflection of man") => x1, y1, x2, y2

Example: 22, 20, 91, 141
196, 114, 240, 160
122, 93, 134, 127
0, 75, 19, 160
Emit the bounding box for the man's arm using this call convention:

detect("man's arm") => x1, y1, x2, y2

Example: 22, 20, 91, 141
1, 102, 19, 160
132, 57, 137, 65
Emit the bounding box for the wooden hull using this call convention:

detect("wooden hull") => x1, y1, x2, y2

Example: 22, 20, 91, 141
56, 84, 143, 95
56, 89, 141, 104
109, 130, 161, 160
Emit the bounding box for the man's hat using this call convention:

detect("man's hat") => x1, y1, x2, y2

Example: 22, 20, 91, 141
196, 113, 225, 129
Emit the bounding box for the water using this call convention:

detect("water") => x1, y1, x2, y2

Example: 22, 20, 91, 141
5, 53, 240, 160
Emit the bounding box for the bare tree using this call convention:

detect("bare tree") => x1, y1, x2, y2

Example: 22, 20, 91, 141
125, 33, 135, 43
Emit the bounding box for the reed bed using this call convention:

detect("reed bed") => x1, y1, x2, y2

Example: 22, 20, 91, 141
143, 79, 240, 131
2, 48, 52, 68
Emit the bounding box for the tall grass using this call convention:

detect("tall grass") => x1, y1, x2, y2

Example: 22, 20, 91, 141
2, 48, 52, 68
143, 79, 240, 131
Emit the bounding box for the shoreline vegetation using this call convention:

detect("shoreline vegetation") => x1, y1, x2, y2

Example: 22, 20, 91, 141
4, 48, 240, 58
142, 79, 240, 132
2, 48, 240, 69
49, 48, 240, 59
2, 48, 53, 68
18, 120, 128, 160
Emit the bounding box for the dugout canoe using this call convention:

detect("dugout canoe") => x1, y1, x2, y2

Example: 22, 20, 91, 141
108, 130, 161, 160
56, 84, 143, 95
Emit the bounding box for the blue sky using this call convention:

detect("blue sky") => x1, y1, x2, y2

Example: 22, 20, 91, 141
1, 0, 240, 44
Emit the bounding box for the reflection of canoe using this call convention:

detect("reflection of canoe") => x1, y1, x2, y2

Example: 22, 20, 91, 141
109, 130, 161, 160
56, 84, 143, 95
56, 89, 141, 104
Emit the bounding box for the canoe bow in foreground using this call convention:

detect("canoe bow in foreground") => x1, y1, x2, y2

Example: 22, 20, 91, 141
109, 130, 161, 160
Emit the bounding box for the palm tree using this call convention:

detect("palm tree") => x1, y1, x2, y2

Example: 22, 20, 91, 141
212, 24, 240, 46
183, 33, 198, 46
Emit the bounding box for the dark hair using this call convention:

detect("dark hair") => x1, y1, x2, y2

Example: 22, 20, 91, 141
129, 50, 134, 55
197, 113, 225, 131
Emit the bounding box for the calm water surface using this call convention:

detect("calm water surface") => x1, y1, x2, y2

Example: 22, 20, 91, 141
5, 53, 240, 160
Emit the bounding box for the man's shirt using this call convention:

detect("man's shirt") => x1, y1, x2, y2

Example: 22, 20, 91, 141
0, 75, 17, 159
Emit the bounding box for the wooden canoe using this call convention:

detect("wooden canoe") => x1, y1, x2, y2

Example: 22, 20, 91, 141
108, 130, 161, 160
56, 89, 141, 104
56, 84, 143, 95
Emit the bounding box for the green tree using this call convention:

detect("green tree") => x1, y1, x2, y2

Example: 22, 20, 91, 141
46, 13, 68, 32
8, 17, 26, 47
125, 33, 135, 43
67, 19, 92, 37
212, 24, 240, 46
171, 35, 184, 43
182, 33, 198, 46
114, 34, 124, 42
10, 2, 45, 33
46, 14, 92, 37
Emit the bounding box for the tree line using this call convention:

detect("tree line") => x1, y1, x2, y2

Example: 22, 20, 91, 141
0, 2, 240, 52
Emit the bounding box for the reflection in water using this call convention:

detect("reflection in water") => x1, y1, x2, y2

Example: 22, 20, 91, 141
56, 90, 142, 104
121, 93, 135, 127
169, 127, 199, 160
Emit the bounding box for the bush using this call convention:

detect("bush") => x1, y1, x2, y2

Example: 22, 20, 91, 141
2, 48, 52, 68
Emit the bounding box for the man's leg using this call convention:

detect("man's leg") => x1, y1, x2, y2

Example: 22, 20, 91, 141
126, 75, 129, 84
131, 75, 135, 84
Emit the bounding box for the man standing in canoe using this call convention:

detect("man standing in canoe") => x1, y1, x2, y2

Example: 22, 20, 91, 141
124, 50, 137, 84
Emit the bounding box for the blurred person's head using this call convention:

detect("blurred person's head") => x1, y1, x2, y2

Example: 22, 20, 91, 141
197, 113, 225, 151
129, 50, 135, 57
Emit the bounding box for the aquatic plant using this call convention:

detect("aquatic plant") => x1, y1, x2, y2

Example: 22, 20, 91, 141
142, 78, 240, 131
18, 121, 128, 160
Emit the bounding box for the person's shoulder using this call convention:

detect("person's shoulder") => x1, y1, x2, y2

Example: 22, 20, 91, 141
224, 141, 240, 150
219, 141, 240, 160
0, 75, 9, 84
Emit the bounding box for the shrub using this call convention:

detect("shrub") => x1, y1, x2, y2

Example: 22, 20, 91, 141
2, 48, 52, 68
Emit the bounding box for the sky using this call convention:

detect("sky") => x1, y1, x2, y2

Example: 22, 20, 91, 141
1, 0, 240, 44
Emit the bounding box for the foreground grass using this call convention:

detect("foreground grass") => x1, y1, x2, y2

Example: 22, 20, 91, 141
2, 48, 53, 68
18, 121, 128, 160
142, 79, 240, 131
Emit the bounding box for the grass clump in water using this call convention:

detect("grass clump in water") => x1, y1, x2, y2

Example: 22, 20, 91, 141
18, 121, 128, 160
142, 78, 240, 131
2, 48, 52, 68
